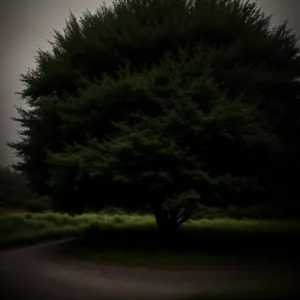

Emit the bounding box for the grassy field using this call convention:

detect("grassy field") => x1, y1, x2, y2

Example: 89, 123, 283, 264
0, 211, 86, 248
1, 212, 300, 271
66, 216, 300, 270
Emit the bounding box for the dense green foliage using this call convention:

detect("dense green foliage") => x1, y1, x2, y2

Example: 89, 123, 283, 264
9, 0, 300, 227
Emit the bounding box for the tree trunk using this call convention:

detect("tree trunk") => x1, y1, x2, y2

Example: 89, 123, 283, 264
154, 206, 193, 231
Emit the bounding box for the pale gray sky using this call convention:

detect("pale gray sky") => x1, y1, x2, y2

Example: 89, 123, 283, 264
0, 0, 299, 166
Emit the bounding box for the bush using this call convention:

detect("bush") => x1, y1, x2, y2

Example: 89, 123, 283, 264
192, 205, 228, 219
192, 204, 286, 220
21, 196, 53, 212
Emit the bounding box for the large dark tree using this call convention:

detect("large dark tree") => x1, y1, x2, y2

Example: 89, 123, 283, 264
9, 0, 300, 228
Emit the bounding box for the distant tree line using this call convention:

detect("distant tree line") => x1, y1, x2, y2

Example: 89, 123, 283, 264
0, 166, 30, 208
0, 165, 51, 212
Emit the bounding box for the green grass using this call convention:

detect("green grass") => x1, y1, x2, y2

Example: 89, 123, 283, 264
1, 212, 300, 272
0, 211, 155, 248
65, 216, 300, 270
0, 211, 95, 248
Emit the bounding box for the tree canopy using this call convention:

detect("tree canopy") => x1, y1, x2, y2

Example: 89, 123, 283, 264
9, 0, 300, 228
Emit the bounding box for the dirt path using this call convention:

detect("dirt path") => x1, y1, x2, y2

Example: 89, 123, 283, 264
0, 240, 298, 300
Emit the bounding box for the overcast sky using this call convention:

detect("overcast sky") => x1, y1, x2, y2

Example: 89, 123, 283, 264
1, 0, 299, 166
